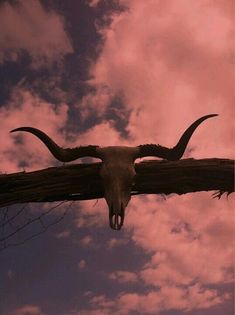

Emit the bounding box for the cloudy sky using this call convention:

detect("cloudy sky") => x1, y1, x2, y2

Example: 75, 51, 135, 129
0, 0, 234, 314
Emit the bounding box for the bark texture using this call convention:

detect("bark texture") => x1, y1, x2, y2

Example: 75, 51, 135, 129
0, 158, 233, 208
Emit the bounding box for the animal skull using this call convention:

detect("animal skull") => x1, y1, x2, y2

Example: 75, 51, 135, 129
97, 146, 138, 230
10, 114, 217, 230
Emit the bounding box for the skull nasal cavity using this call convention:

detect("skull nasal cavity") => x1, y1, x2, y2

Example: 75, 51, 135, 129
111, 214, 122, 230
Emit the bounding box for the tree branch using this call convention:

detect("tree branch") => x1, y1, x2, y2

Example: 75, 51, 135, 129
0, 158, 233, 208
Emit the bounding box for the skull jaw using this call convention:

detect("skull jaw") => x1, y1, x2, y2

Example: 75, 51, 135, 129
109, 204, 125, 230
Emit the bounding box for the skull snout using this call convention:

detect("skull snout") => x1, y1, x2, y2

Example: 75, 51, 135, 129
109, 203, 124, 230
99, 155, 136, 230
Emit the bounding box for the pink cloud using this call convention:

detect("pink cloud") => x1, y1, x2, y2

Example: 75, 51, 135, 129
75, 199, 107, 228
79, 235, 94, 246
126, 193, 234, 286
86, 0, 101, 8
78, 283, 229, 314
106, 237, 129, 249
108, 270, 138, 283
0, 88, 69, 173
80, 0, 234, 159
77, 311, 110, 315
55, 230, 71, 239
78, 86, 115, 120
90, 295, 114, 309
78, 259, 87, 269
0, 0, 73, 68
76, 122, 124, 147
73, 192, 234, 313
10, 305, 43, 315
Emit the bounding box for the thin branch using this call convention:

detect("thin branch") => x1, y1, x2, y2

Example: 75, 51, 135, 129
0, 204, 27, 228
0, 201, 67, 242
0, 201, 73, 250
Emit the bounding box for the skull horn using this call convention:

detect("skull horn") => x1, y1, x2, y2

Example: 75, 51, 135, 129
137, 114, 218, 160
10, 127, 100, 162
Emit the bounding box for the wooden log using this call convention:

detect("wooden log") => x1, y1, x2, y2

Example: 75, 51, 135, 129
0, 158, 233, 208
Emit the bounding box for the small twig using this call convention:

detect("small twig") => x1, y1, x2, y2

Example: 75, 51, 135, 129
0, 204, 27, 228
0, 201, 66, 242
0, 201, 73, 251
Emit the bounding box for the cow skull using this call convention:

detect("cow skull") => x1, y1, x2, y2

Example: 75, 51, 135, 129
97, 146, 138, 229
11, 114, 217, 230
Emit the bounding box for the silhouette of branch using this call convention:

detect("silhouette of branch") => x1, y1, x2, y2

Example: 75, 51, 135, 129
0, 201, 73, 250
0, 158, 233, 207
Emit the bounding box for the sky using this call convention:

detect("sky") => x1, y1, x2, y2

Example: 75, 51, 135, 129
0, 0, 234, 314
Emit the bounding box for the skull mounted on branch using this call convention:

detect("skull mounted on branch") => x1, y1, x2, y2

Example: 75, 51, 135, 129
11, 114, 217, 230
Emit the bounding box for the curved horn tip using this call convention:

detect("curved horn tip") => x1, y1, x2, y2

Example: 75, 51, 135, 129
196, 114, 218, 121
205, 114, 218, 118
10, 128, 19, 133
10, 127, 28, 133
